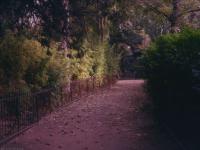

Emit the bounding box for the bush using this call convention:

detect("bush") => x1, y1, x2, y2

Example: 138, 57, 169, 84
142, 28, 200, 112
0, 33, 72, 91
70, 38, 120, 80
0, 33, 48, 90
0, 31, 120, 92
47, 49, 71, 86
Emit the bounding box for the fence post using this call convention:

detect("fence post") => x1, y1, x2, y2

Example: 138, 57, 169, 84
60, 86, 63, 103
86, 79, 89, 94
93, 77, 95, 92
109, 75, 111, 88
79, 81, 81, 97
98, 77, 100, 89
70, 81, 73, 101
16, 92, 20, 131
34, 94, 39, 122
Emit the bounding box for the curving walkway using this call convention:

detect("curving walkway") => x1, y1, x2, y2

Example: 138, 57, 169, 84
5, 80, 180, 150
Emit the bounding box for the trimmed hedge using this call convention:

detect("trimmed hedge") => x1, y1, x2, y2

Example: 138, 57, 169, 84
142, 28, 200, 112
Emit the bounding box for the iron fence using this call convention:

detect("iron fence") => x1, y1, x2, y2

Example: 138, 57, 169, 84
0, 75, 118, 146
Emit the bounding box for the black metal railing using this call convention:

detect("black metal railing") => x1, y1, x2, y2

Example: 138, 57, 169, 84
0, 75, 118, 145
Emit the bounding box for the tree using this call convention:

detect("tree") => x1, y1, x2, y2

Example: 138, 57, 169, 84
0, 0, 70, 50
137, 0, 200, 32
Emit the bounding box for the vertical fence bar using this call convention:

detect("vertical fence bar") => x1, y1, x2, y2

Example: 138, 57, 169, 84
60, 86, 63, 104
79, 81, 81, 97
99, 77, 101, 89
86, 79, 89, 94
70, 81, 73, 101
0, 97, 3, 139
92, 77, 95, 92
4, 95, 6, 137
17, 92, 20, 132
35, 94, 39, 122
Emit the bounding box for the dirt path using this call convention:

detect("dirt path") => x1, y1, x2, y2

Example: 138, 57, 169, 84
5, 80, 180, 150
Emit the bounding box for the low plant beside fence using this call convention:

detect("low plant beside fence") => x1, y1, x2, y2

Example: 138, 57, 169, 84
0, 75, 118, 145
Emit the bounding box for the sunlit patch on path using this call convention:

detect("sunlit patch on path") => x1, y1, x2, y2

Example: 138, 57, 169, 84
5, 80, 180, 150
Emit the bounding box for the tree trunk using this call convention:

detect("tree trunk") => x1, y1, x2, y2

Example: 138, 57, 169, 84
169, 0, 181, 33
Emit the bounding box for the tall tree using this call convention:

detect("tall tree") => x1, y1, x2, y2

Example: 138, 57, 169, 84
0, 0, 70, 50
137, 0, 200, 32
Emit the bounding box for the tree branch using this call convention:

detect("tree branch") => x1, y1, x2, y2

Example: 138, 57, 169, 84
177, 8, 200, 18
144, 4, 170, 20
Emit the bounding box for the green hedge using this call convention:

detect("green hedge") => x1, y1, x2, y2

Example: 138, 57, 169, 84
142, 28, 200, 112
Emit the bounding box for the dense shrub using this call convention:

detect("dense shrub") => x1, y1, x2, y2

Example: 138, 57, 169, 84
70, 40, 95, 80
0, 31, 120, 93
0, 33, 47, 91
46, 49, 71, 86
142, 29, 200, 112
0, 33, 71, 91
70, 38, 120, 80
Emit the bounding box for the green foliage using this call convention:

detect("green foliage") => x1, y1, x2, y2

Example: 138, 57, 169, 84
70, 41, 120, 80
0, 33, 72, 91
23, 39, 49, 89
0, 33, 47, 90
142, 28, 200, 111
105, 44, 120, 76
93, 43, 107, 77
46, 49, 71, 86
68, 39, 94, 80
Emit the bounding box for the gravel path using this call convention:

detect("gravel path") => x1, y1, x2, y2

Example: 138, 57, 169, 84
5, 80, 180, 150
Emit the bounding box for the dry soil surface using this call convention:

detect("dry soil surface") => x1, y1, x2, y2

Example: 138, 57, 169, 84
5, 80, 181, 150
